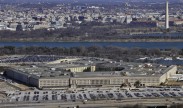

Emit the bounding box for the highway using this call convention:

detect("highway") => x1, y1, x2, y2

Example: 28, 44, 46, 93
0, 98, 182, 108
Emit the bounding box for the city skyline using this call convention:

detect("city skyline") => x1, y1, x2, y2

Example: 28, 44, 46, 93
0, 0, 183, 3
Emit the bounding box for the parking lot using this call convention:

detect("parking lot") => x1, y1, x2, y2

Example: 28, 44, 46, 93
0, 55, 63, 63
6, 87, 183, 103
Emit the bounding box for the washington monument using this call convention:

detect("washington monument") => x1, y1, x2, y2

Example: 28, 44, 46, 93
165, 0, 169, 30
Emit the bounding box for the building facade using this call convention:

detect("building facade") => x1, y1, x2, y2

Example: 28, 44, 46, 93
4, 65, 177, 89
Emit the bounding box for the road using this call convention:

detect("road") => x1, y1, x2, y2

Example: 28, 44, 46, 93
0, 98, 182, 108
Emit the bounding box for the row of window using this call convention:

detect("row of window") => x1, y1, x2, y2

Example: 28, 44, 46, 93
40, 80, 68, 83
76, 80, 90, 85
69, 67, 87, 72
40, 83, 69, 86
91, 80, 110, 85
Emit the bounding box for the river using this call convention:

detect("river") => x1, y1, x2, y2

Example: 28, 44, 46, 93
0, 42, 183, 49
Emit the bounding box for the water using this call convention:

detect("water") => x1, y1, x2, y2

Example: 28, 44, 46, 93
0, 42, 183, 49
157, 60, 183, 65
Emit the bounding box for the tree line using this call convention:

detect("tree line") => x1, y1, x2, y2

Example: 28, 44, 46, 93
0, 21, 182, 42
0, 46, 183, 62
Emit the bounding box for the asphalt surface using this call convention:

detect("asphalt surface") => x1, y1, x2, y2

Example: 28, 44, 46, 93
0, 98, 182, 108
6, 88, 183, 103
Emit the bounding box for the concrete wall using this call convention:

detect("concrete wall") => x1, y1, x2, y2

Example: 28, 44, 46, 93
4, 69, 30, 85
70, 76, 160, 88
159, 65, 177, 83
65, 66, 96, 72
29, 76, 39, 87
4, 65, 177, 89
39, 78, 70, 89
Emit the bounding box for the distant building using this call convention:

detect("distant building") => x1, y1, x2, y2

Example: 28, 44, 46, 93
0, 24, 7, 30
125, 15, 132, 24
7, 22, 17, 31
157, 22, 166, 28
16, 23, 23, 31
170, 20, 183, 25
116, 16, 126, 23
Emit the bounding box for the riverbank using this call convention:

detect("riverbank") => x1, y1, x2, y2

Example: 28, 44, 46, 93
0, 41, 183, 49
1, 39, 183, 42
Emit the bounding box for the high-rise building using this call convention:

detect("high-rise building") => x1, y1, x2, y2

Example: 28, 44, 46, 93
165, 0, 169, 29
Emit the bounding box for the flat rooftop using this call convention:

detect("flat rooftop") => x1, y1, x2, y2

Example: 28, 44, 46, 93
8, 63, 171, 79
4, 56, 174, 79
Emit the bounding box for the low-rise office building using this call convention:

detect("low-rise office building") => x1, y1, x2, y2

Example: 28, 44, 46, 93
4, 63, 177, 89
72, 65, 177, 88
